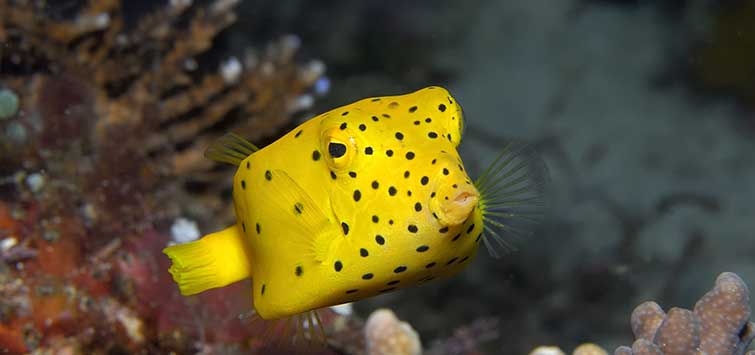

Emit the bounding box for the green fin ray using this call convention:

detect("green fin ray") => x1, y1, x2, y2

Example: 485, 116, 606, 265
475, 141, 549, 258
205, 132, 260, 165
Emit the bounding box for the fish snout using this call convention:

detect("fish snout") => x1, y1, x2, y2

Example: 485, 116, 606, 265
429, 166, 479, 227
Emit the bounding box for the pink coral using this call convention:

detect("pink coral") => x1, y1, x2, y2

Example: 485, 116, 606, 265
615, 272, 754, 355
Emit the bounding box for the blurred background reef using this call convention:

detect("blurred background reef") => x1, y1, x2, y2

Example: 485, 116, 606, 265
1, 0, 755, 354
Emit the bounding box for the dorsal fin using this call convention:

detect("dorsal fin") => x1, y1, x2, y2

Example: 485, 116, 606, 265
204, 132, 260, 165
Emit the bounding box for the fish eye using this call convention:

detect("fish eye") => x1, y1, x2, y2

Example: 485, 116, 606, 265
322, 128, 356, 171
329, 142, 347, 158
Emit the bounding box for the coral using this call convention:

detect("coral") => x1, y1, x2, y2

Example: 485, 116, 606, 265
364, 308, 422, 355
0, 0, 324, 235
0, 0, 325, 353
529, 343, 609, 355
614, 272, 754, 355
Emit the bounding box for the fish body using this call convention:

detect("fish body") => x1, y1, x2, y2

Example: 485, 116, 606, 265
164, 86, 546, 323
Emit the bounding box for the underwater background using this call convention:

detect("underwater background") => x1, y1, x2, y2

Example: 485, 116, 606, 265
1, 0, 754, 354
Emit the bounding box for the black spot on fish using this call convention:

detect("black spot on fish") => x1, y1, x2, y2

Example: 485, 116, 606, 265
386, 149, 394, 157
256, 223, 261, 234
372, 180, 379, 189
295, 266, 303, 276
360, 248, 369, 257
241, 180, 246, 189
431, 192, 436, 198
475, 233, 482, 242
341, 222, 350, 235
389, 219, 394, 225
467, 224, 475, 234
428, 132, 438, 139
312, 150, 321, 161
447, 133, 453, 142
414, 202, 422, 212
265, 170, 272, 181
241, 222, 246, 233
295, 130, 303, 138
339, 122, 347, 130
387, 280, 400, 286
371, 98, 381, 102
407, 190, 412, 197
395, 132, 404, 140
452, 234, 461, 241
421, 176, 429, 185
404, 170, 410, 178
365, 146, 374, 155
405, 151, 415, 160
246, 161, 250, 169
438, 104, 447, 112
416, 245, 429, 252
414, 120, 420, 125
379, 287, 396, 293
341, 111, 349, 116
425, 117, 432, 123
353, 190, 361, 202
420, 276, 435, 283
372, 116, 379, 122
425, 262, 436, 269
382, 113, 391, 118
460, 256, 469, 263
346, 289, 359, 294
334, 261, 343, 272
362, 273, 374, 280
446, 257, 458, 265
388, 186, 397, 196
393, 266, 407, 273
375, 235, 385, 245
443, 168, 449, 175
294, 202, 304, 214
389, 102, 399, 108
439, 226, 449, 233
349, 171, 357, 178
261, 284, 266, 295
431, 159, 437, 165
408, 225, 418, 233
372, 215, 379, 223
409, 106, 418, 113
330, 171, 337, 180
359, 123, 367, 131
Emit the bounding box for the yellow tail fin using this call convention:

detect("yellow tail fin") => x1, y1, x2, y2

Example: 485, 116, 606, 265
163, 224, 253, 295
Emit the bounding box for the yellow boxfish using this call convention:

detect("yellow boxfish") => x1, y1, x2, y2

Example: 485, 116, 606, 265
163, 86, 546, 335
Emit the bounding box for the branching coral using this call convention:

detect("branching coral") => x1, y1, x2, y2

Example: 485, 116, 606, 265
0, 0, 324, 353
528, 272, 754, 355
614, 272, 754, 355
0, 0, 324, 235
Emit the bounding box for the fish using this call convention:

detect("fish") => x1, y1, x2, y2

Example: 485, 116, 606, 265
163, 86, 547, 341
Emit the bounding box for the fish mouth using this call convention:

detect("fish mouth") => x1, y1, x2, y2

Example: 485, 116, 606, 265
431, 183, 480, 227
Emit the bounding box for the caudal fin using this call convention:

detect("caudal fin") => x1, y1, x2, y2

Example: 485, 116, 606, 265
163, 225, 253, 295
